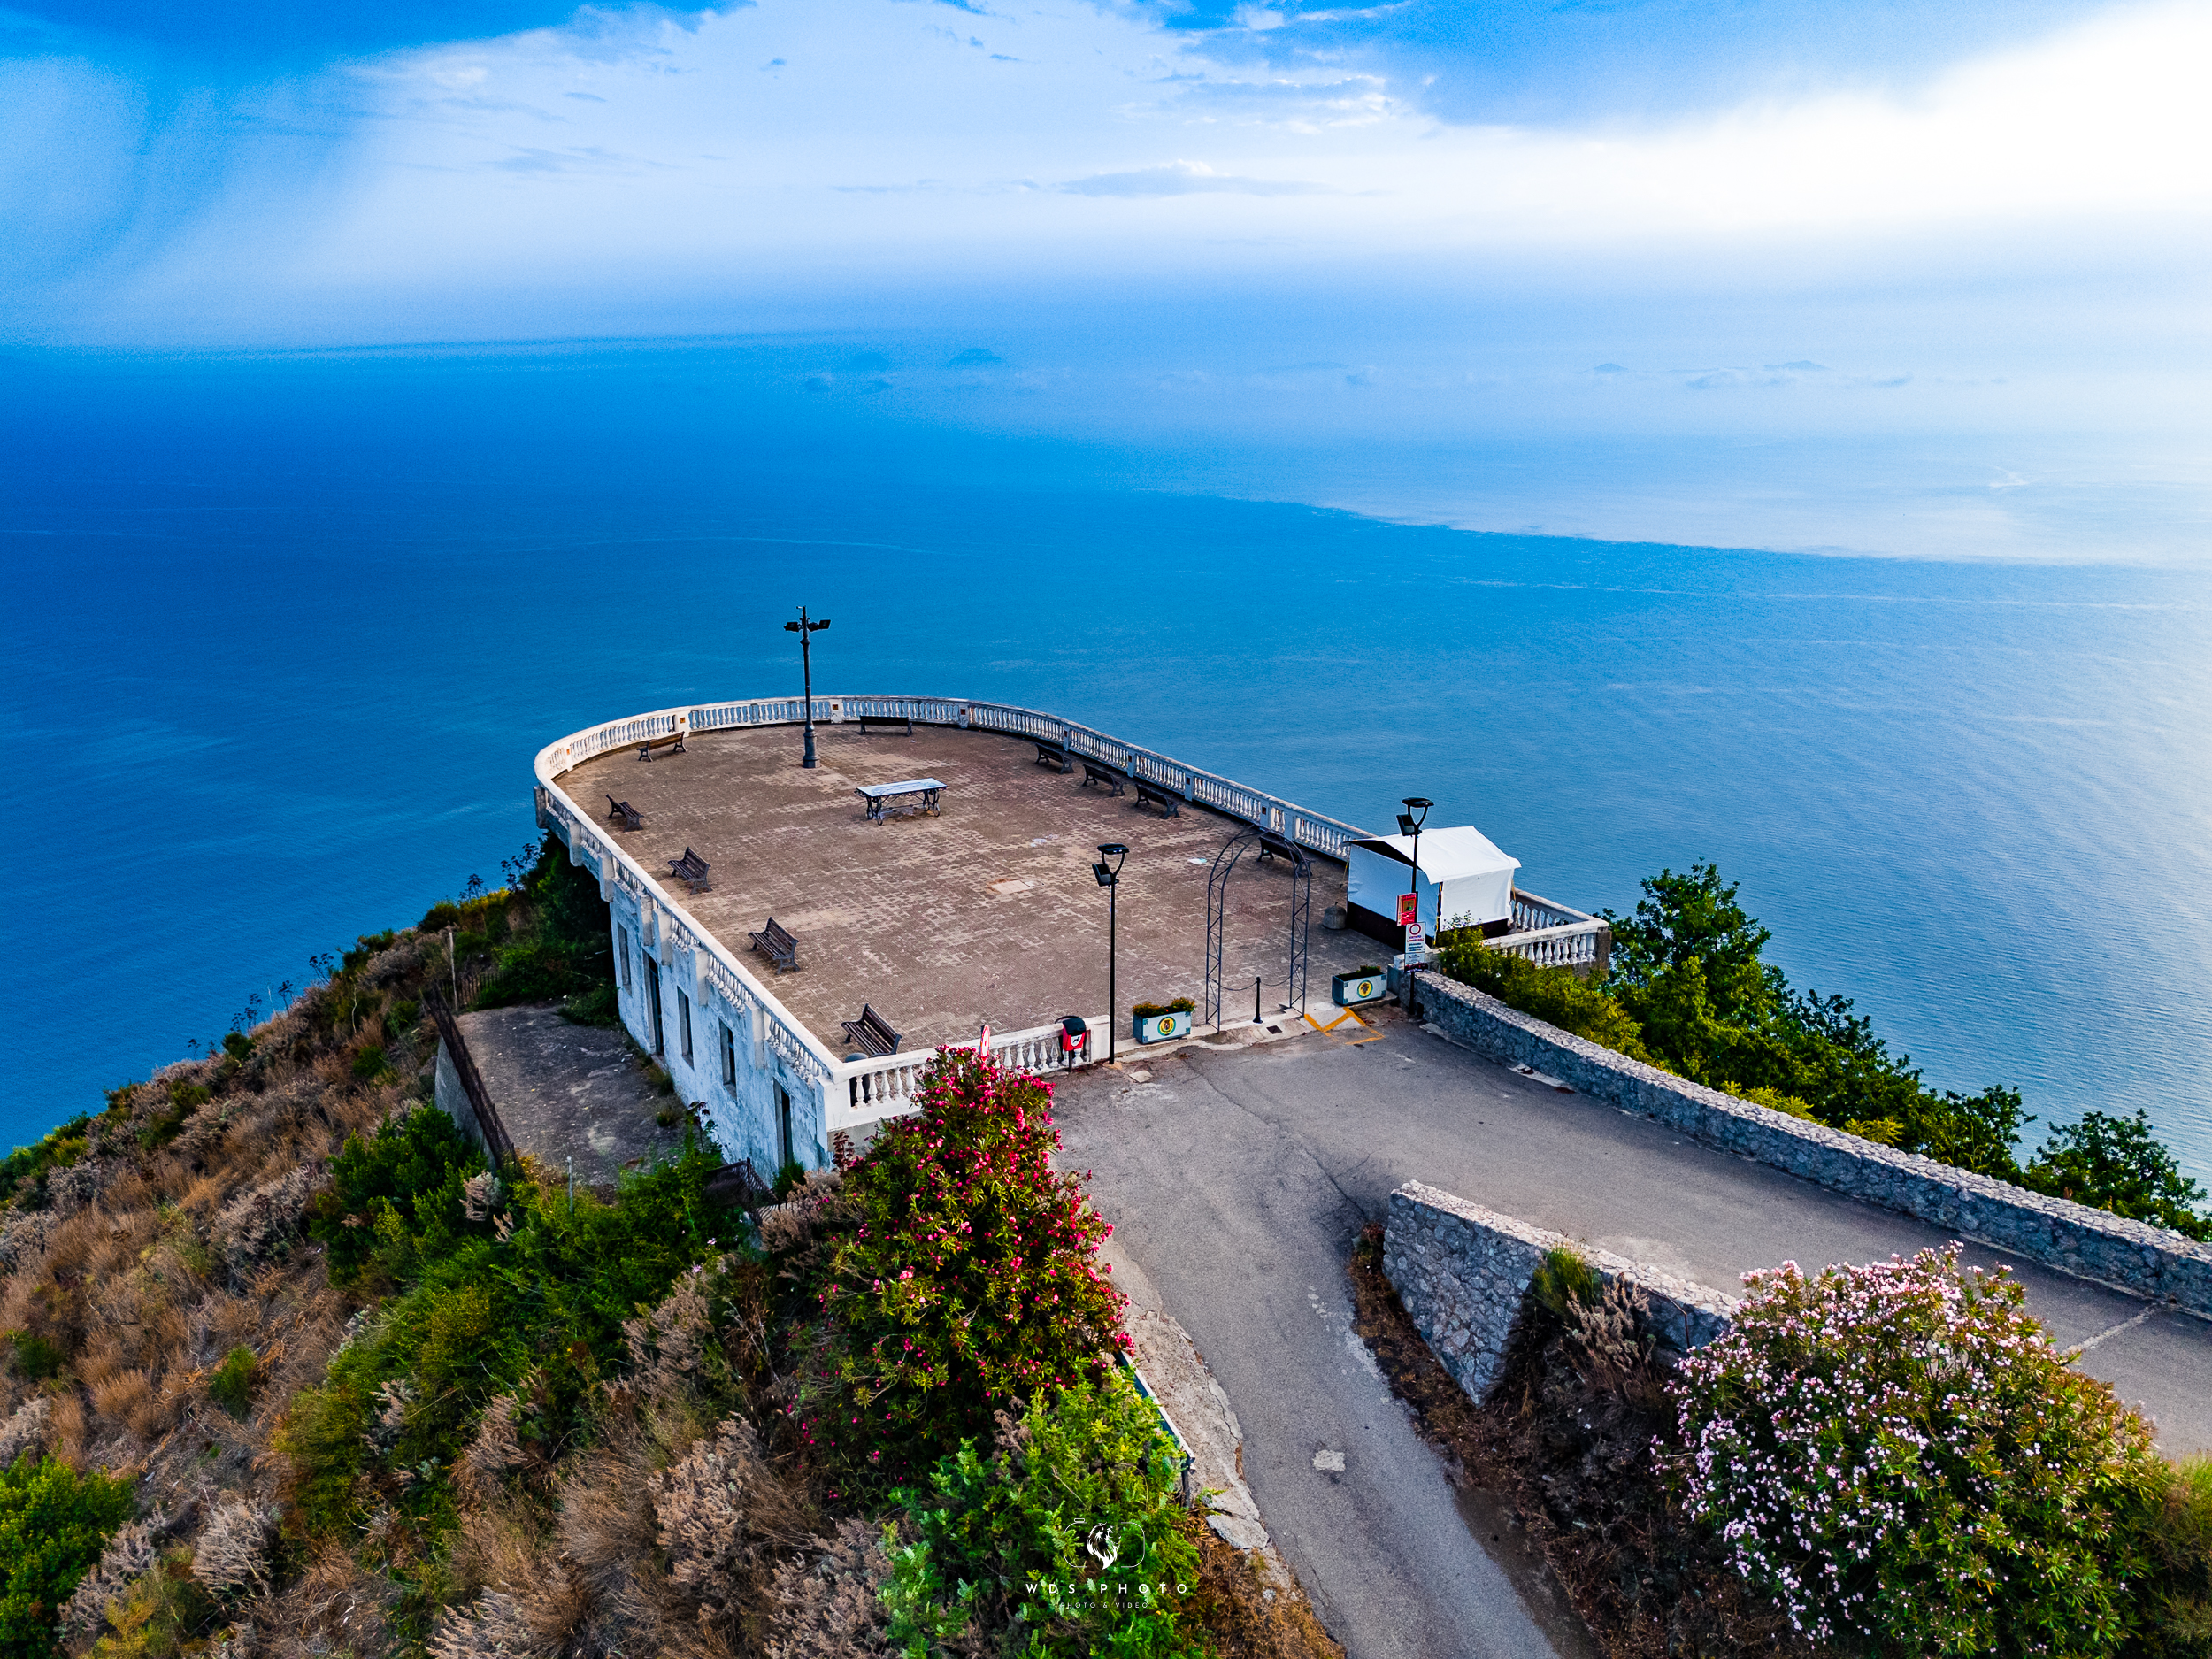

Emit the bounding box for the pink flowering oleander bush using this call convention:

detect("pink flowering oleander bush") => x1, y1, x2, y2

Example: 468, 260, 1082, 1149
1672, 1245, 2164, 1656
794, 1047, 1129, 1496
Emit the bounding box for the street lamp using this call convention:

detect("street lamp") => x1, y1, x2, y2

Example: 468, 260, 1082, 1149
782, 606, 832, 769
1093, 843, 1128, 1063
1397, 797, 1432, 1014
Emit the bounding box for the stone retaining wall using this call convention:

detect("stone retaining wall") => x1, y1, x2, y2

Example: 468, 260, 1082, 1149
1383, 1181, 1737, 1402
1415, 971, 2212, 1318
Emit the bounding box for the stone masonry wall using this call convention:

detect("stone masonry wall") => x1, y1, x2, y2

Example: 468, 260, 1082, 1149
1383, 1181, 1738, 1403
1415, 972, 2212, 1319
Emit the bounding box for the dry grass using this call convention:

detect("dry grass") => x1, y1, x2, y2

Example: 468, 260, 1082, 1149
1186, 1528, 1347, 1659
0, 934, 438, 1657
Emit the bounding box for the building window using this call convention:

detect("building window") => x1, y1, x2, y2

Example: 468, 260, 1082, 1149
719, 1020, 736, 1087
775, 1083, 794, 1171
679, 989, 693, 1064
617, 926, 631, 991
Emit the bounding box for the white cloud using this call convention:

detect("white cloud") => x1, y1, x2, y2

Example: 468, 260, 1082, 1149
13, 0, 2211, 347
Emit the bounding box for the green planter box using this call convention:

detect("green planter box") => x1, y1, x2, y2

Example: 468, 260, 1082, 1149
1133, 1010, 1191, 1044
1333, 970, 1388, 1007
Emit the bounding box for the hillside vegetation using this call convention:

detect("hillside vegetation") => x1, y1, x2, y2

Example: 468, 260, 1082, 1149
1, 841, 1336, 1659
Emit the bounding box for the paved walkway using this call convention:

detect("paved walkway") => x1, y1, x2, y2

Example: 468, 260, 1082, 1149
1051, 1011, 2212, 1659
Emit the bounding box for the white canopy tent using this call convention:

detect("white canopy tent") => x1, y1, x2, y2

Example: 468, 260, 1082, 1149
1343, 826, 1521, 948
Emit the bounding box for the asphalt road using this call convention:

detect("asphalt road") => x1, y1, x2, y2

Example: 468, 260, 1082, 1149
1051, 1011, 2212, 1659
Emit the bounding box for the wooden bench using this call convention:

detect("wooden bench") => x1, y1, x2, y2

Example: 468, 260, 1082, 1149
1081, 762, 1125, 796
1034, 741, 1073, 773
1133, 780, 1181, 818
856, 714, 913, 736
605, 795, 642, 830
855, 778, 945, 822
667, 848, 712, 892
1257, 833, 1306, 868
637, 731, 686, 761
749, 917, 798, 973
841, 1003, 902, 1057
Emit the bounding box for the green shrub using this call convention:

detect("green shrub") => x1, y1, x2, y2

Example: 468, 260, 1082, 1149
1733, 1084, 1816, 1121
273, 1381, 371, 1535
886, 1371, 1203, 1657
559, 983, 620, 1027
207, 1347, 257, 1417
86, 1548, 211, 1659
469, 841, 615, 1011
1433, 934, 1653, 1060
0, 1117, 91, 1208
350, 1045, 390, 1082
1527, 1245, 1601, 1322
2139, 1455, 2212, 1656
2024, 1110, 2211, 1241
306, 1103, 486, 1286
3, 1332, 67, 1383
1673, 1245, 2163, 1655
0, 1455, 134, 1659
795, 1048, 1126, 1495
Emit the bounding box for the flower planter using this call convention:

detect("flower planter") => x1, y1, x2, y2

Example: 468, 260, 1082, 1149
1333, 970, 1388, 1007
1133, 1010, 1190, 1044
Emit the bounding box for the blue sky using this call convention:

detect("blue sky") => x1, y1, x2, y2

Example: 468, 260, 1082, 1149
4, 0, 2208, 557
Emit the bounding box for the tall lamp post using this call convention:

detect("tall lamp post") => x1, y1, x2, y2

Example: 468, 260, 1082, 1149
783, 606, 832, 769
1397, 796, 1432, 1014
1093, 843, 1128, 1063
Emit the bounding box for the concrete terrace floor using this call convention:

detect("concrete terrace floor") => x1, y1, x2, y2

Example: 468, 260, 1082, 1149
555, 723, 1387, 1053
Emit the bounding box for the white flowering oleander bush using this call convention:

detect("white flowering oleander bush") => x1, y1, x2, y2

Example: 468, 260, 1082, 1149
1672, 1246, 2162, 1656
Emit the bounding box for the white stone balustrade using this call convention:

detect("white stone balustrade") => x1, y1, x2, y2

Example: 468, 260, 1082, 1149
1493, 888, 1612, 975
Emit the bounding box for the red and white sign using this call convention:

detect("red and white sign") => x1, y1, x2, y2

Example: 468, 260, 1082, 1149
1396, 891, 1418, 926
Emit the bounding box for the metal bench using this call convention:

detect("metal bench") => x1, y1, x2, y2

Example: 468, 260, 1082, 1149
1081, 762, 1126, 796
667, 848, 712, 892
605, 795, 642, 830
1257, 833, 1306, 868
1034, 740, 1073, 773
841, 1003, 902, 1057
855, 778, 945, 822
749, 917, 798, 973
637, 730, 685, 761
1133, 780, 1181, 818
856, 714, 913, 736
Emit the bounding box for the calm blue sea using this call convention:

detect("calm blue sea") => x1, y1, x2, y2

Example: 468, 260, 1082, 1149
4, 345, 2208, 1188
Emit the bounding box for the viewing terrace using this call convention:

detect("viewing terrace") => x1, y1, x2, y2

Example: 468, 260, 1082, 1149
553, 718, 1383, 1056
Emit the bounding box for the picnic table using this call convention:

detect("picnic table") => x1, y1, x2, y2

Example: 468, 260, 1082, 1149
856, 778, 945, 822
